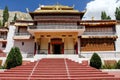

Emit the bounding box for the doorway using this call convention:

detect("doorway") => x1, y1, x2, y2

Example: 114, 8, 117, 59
51, 38, 63, 54
53, 44, 61, 54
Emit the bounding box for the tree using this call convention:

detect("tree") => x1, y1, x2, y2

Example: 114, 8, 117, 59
101, 11, 111, 20
107, 16, 111, 20
0, 20, 2, 27
13, 13, 17, 22
90, 53, 102, 69
115, 7, 120, 20
5, 47, 22, 69
3, 6, 9, 26
101, 11, 107, 20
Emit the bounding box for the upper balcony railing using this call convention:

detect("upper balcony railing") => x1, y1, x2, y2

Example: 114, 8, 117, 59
0, 36, 7, 40
29, 24, 85, 30
15, 32, 30, 36
83, 32, 116, 36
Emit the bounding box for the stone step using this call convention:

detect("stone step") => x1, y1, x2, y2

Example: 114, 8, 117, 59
31, 74, 114, 77
70, 77, 120, 80
0, 72, 31, 74
0, 75, 29, 77
0, 58, 117, 80
34, 68, 95, 70
33, 73, 67, 75
5, 70, 32, 72
30, 77, 69, 80
31, 70, 101, 73
0, 77, 28, 80
29, 77, 120, 80
69, 72, 107, 74
10, 68, 34, 70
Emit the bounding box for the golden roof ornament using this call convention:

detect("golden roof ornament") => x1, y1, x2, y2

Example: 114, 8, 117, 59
26, 8, 29, 13
72, 4, 75, 8
56, 2, 60, 5
92, 16, 94, 20
34, 4, 80, 12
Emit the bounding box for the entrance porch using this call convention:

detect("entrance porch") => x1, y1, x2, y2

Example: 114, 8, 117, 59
33, 32, 79, 54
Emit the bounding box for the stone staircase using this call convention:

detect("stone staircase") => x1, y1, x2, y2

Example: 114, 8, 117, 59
0, 58, 119, 80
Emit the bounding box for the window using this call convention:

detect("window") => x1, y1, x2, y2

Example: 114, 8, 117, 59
2, 42, 6, 48
22, 42, 24, 46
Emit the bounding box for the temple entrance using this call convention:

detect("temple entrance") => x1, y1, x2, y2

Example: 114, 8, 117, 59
51, 38, 63, 54
53, 44, 61, 54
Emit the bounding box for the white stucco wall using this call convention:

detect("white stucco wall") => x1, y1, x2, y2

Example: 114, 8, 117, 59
14, 39, 34, 54
115, 24, 120, 52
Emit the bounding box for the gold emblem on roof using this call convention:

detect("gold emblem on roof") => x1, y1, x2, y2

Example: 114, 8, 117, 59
34, 4, 79, 13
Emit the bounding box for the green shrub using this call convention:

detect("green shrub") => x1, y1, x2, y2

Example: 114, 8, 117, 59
101, 60, 117, 69
102, 64, 117, 69
117, 60, 120, 69
0, 60, 2, 66
90, 53, 102, 69
5, 47, 22, 69
0, 66, 5, 69
101, 65, 106, 69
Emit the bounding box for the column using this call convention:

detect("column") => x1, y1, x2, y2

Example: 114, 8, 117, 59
62, 43, 64, 54
38, 44, 40, 54
76, 42, 78, 54
48, 43, 50, 54
74, 38, 78, 54
34, 42, 36, 55
78, 37, 81, 54
62, 38, 64, 54
48, 38, 50, 54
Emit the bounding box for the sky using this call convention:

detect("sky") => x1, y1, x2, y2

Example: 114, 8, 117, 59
0, 0, 120, 20
84, 0, 120, 20
0, 0, 91, 12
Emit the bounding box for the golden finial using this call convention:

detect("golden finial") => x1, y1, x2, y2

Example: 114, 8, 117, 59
26, 8, 29, 13
72, 4, 75, 8
39, 4, 41, 7
92, 16, 94, 20
56, 2, 60, 5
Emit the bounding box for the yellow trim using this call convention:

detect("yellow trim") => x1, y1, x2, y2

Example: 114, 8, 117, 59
34, 4, 79, 13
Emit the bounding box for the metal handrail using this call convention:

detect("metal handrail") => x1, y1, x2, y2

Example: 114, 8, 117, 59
0, 36, 7, 39
15, 32, 30, 36
83, 32, 116, 35
29, 25, 85, 29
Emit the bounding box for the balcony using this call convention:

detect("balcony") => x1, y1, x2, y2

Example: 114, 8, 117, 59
29, 24, 85, 29
13, 32, 31, 40
83, 32, 116, 35
15, 32, 30, 36
82, 32, 117, 38
0, 36, 7, 42
28, 24, 85, 36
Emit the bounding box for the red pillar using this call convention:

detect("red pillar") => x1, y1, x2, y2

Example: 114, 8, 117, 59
38, 45, 40, 54
75, 42, 78, 54
34, 42, 36, 55
62, 43, 64, 54
48, 43, 50, 54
